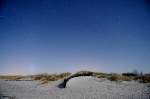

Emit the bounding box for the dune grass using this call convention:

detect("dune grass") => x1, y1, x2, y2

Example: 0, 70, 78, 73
0, 75, 23, 81
32, 72, 71, 84
0, 72, 71, 84
108, 74, 131, 81
0, 71, 149, 84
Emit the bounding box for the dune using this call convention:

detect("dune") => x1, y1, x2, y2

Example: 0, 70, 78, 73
0, 76, 150, 99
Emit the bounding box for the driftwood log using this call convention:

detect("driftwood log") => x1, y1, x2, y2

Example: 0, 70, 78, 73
58, 71, 94, 88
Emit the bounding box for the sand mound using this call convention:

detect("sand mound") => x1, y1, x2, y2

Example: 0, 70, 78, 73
0, 77, 150, 99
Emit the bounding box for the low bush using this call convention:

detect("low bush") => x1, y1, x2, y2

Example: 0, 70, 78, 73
122, 73, 138, 77
134, 75, 150, 83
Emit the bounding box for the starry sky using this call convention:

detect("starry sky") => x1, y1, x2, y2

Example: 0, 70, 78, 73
0, 0, 150, 75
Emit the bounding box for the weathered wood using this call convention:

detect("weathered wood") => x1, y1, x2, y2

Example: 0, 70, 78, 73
58, 71, 94, 88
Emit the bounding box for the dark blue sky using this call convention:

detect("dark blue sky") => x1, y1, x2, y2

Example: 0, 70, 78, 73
0, 0, 150, 74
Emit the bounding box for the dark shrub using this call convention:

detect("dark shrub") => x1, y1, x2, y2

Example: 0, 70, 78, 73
122, 73, 138, 77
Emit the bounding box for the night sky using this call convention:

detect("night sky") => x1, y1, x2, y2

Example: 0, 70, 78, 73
0, 0, 150, 75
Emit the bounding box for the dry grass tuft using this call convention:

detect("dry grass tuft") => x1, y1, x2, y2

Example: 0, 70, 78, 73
32, 72, 71, 84
0, 75, 23, 81
108, 74, 131, 81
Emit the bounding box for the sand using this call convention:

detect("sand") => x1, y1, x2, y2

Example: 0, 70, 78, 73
0, 76, 150, 99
